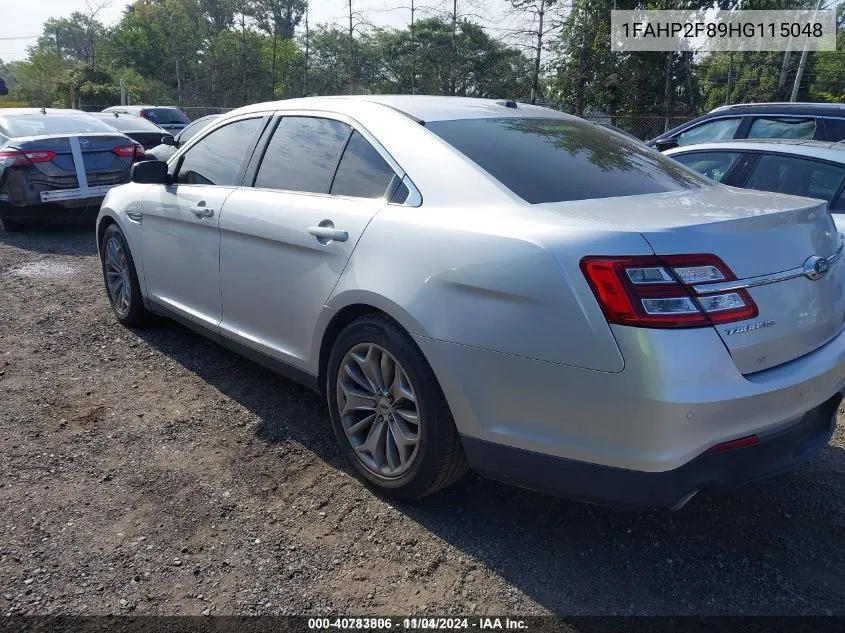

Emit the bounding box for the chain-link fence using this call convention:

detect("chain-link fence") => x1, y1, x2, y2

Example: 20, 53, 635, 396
583, 115, 692, 141
75, 104, 235, 120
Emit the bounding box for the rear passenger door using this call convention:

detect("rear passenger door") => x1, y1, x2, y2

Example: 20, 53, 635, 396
218, 114, 400, 371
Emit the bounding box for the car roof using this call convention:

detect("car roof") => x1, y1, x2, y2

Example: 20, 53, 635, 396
0, 108, 94, 117
229, 95, 571, 123
710, 102, 845, 116
665, 139, 845, 163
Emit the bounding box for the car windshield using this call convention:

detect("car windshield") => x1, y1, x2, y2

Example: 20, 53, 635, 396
427, 117, 707, 204
144, 108, 189, 124
1, 113, 117, 137
94, 113, 164, 133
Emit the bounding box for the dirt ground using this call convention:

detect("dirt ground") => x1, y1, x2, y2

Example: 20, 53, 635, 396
1, 226, 845, 617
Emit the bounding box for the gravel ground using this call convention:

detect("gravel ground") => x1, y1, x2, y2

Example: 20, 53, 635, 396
1, 225, 845, 617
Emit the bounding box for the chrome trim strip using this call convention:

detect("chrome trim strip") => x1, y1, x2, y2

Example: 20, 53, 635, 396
692, 242, 844, 295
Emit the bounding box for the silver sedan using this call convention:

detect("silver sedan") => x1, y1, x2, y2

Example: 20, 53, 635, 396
96, 96, 845, 508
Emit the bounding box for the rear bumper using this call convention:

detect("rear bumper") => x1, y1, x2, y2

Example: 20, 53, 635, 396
462, 392, 841, 508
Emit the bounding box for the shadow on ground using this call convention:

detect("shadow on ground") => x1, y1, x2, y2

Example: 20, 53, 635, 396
132, 315, 845, 616
0, 223, 97, 256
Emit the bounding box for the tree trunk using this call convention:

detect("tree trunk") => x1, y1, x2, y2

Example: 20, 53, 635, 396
450, 0, 457, 96
530, 1, 545, 104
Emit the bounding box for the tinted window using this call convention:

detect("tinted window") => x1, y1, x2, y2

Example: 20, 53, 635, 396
826, 118, 845, 142
255, 117, 350, 193
144, 108, 189, 124
748, 117, 816, 140
671, 151, 743, 183
176, 117, 262, 186
1, 113, 117, 137
330, 131, 395, 198
390, 180, 410, 204
676, 118, 741, 146
745, 154, 845, 202
92, 113, 164, 133
427, 117, 706, 204
831, 189, 845, 213
177, 116, 219, 144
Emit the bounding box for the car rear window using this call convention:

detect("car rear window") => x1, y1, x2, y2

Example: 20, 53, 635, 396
93, 113, 165, 133
144, 108, 189, 125
426, 117, 707, 204
1, 113, 117, 137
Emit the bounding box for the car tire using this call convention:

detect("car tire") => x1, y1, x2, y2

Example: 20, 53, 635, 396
100, 223, 149, 327
327, 314, 469, 499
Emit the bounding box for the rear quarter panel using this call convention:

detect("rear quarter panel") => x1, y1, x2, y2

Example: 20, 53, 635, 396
325, 204, 653, 374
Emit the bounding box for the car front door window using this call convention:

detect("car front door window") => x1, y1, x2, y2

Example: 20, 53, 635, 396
671, 151, 743, 183
676, 118, 741, 146
176, 117, 264, 185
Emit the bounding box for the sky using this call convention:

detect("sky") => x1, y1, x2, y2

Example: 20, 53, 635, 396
0, 0, 524, 62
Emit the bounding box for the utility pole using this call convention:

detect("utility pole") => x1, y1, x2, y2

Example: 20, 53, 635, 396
411, 0, 416, 95
349, 0, 354, 94
120, 78, 126, 105
450, 0, 457, 95
304, 5, 310, 96
790, 0, 824, 102
530, 0, 546, 104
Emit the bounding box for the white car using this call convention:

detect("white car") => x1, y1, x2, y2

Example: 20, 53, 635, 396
664, 140, 845, 233
96, 96, 845, 508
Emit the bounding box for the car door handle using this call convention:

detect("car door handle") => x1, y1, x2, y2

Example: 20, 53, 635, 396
307, 226, 348, 242
191, 204, 214, 219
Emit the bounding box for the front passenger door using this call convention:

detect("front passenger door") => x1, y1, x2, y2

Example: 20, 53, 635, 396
141, 116, 265, 329
219, 116, 400, 371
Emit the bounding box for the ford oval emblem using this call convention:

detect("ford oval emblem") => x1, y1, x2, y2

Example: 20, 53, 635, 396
804, 255, 830, 281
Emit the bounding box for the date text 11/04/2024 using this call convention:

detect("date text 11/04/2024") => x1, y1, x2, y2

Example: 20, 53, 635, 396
307, 618, 529, 630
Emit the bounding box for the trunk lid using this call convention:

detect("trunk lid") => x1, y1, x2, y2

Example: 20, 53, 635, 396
541, 187, 845, 374
12, 133, 134, 184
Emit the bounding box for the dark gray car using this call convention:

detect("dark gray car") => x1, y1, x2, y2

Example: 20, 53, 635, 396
0, 109, 142, 229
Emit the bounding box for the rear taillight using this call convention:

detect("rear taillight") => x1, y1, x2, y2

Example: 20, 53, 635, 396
138, 110, 148, 119
0, 150, 56, 166
580, 254, 758, 329
112, 143, 145, 160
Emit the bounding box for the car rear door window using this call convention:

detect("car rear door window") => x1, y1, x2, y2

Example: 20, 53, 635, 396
427, 117, 706, 204
175, 117, 263, 186
748, 117, 816, 140
675, 117, 741, 146
744, 153, 845, 202
671, 151, 743, 183
825, 118, 845, 142
330, 131, 396, 198
255, 117, 350, 193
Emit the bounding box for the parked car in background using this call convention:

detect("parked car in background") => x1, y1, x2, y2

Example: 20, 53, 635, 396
665, 140, 845, 231
145, 114, 220, 162
101, 105, 190, 135
649, 103, 845, 151
91, 111, 174, 151
0, 78, 8, 96
0, 108, 143, 230
97, 96, 845, 509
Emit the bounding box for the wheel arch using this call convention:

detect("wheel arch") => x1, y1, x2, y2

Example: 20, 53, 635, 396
316, 291, 428, 397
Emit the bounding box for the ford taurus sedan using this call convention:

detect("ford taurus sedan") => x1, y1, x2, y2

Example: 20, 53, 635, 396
96, 96, 845, 508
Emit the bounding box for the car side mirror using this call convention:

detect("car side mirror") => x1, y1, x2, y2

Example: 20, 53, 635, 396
162, 135, 176, 146
655, 138, 679, 151
131, 160, 170, 184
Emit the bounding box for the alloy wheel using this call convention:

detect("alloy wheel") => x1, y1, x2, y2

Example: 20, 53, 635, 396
336, 343, 421, 478
103, 236, 131, 316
